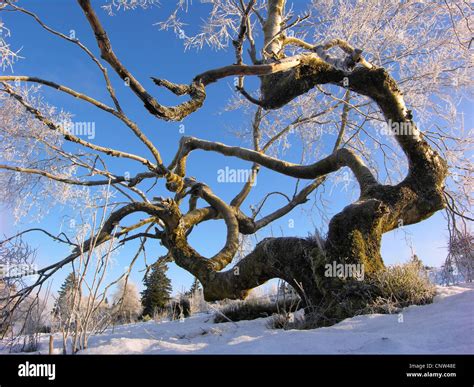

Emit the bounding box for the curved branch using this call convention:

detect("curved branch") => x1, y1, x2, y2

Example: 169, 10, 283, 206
77, 0, 206, 122
79, 0, 305, 123
172, 136, 378, 194
190, 184, 240, 271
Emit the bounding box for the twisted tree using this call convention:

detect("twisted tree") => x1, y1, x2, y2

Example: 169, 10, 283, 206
0, 0, 472, 321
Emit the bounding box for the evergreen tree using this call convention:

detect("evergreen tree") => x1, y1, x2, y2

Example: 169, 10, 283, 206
141, 262, 172, 317
189, 277, 201, 295
53, 273, 77, 319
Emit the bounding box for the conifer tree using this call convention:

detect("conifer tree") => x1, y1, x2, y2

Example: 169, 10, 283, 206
189, 277, 201, 295
141, 262, 172, 317
53, 273, 77, 319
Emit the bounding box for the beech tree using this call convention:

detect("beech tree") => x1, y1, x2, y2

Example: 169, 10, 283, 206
0, 1, 472, 321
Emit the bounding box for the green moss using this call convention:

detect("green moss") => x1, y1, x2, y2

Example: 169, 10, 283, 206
349, 230, 384, 274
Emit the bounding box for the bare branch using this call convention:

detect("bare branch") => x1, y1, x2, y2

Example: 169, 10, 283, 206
1, 82, 158, 170
172, 136, 378, 193
5, 0, 122, 111
0, 76, 164, 165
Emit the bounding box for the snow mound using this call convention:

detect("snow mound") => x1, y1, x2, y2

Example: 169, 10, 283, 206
5, 284, 474, 354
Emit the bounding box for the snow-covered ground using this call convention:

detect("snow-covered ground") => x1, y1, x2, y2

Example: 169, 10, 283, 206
3, 284, 474, 354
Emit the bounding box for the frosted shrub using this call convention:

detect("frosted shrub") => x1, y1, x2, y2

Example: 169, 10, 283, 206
368, 259, 436, 312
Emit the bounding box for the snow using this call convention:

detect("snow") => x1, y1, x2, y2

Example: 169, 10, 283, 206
2, 284, 473, 354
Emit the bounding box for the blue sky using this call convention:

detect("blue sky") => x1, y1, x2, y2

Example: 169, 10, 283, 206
0, 0, 461, 296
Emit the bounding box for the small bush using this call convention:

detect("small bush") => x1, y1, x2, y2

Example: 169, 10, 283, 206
179, 298, 191, 317
266, 309, 311, 330
266, 314, 289, 329
37, 325, 51, 334
152, 308, 169, 322
168, 297, 191, 320
367, 259, 436, 313
189, 290, 208, 314
21, 340, 39, 353
214, 297, 300, 323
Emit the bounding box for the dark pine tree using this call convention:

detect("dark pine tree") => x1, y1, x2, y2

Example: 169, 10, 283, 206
53, 272, 77, 318
189, 277, 201, 295
141, 262, 172, 317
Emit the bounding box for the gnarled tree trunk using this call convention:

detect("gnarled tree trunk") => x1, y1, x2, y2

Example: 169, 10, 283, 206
161, 2, 448, 312
164, 105, 446, 314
